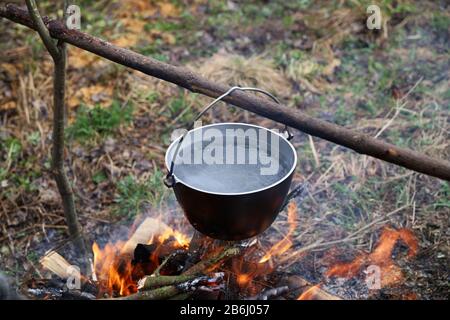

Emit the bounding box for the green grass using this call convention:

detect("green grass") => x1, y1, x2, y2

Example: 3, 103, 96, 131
433, 182, 450, 209
67, 100, 133, 142
138, 39, 170, 62
335, 101, 356, 126
114, 169, 167, 219
346, 0, 418, 15
0, 136, 42, 194
26, 131, 41, 146
92, 170, 108, 185
204, 0, 312, 38
162, 93, 198, 126
431, 13, 450, 32
1, 137, 22, 163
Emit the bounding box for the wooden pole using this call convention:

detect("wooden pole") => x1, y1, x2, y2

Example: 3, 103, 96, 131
22, 1, 87, 256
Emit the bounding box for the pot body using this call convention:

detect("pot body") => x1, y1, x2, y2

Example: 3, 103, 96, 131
165, 123, 297, 240
173, 170, 294, 240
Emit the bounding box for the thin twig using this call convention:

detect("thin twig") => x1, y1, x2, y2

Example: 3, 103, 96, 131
24, 0, 59, 59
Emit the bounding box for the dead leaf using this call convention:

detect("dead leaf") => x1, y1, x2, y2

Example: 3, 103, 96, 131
158, 2, 180, 17
69, 84, 113, 108
69, 47, 100, 69
323, 58, 341, 76
112, 33, 141, 48
117, 0, 157, 18
0, 101, 16, 111
0, 63, 18, 78
161, 33, 176, 45
123, 18, 146, 33
39, 188, 59, 204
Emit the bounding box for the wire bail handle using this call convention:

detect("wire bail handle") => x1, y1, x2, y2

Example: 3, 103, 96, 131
164, 86, 294, 188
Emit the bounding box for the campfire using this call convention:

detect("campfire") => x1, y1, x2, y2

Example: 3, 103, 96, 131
26, 200, 419, 300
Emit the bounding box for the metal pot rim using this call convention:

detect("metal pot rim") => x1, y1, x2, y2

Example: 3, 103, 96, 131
165, 122, 297, 196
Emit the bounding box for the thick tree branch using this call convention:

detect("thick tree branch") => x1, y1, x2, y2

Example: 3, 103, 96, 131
1, 4, 450, 181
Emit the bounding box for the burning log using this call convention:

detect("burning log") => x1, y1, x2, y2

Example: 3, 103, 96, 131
150, 249, 189, 276
138, 274, 198, 290
184, 231, 214, 269
115, 273, 224, 300
184, 240, 257, 276
129, 240, 255, 299
120, 218, 171, 255
169, 293, 193, 300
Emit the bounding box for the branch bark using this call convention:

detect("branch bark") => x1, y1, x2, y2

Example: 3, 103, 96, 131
21, 2, 86, 255
1, 4, 449, 181
24, 0, 59, 59
184, 240, 255, 275
115, 274, 223, 300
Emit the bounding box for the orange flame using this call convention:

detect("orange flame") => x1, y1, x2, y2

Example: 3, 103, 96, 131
229, 203, 297, 296
259, 202, 297, 263
92, 241, 138, 296
326, 227, 418, 288
157, 228, 190, 248
236, 274, 251, 287
297, 285, 321, 300
92, 222, 190, 297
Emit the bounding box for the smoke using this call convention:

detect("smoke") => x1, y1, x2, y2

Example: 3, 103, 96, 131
0, 273, 23, 300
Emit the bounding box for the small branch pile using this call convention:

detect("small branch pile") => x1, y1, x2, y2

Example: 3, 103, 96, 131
118, 240, 256, 300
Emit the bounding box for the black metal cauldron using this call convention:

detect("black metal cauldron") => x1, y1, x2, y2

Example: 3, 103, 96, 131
164, 87, 297, 240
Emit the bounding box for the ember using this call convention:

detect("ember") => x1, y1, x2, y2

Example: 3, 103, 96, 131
326, 227, 419, 288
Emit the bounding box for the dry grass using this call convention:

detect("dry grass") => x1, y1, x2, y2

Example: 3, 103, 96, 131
193, 52, 292, 98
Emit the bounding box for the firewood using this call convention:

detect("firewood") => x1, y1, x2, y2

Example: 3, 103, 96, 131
120, 217, 171, 255
184, 231, 213, 269
115, 274, 224, 300
118, 284, 179, 300
151, 249, 188, 276
39, 251, 72, 279
138, 274, 197, 290
184, 240, 256, 276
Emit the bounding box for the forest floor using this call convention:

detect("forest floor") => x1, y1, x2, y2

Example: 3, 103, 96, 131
0, 0, 448, 299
